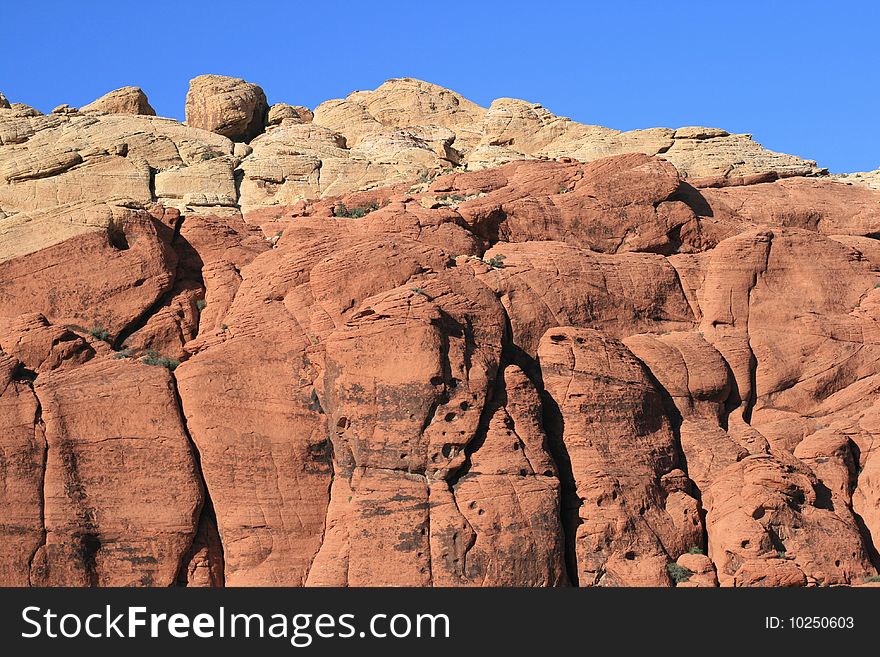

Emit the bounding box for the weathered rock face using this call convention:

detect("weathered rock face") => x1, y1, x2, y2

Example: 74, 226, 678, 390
267, 103, 313, 126
832, 168, 880, 191
81, 86, 156, 116
0, 205, 177, 339
185, 74, 268, 142
0, 353, 44, 586
32, 358, 203, 586
538, 329, 703, 586
0, 74, 837, 222
1, 77, 879, 589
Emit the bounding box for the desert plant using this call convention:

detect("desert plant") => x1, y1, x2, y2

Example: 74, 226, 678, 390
113, 348, 135, 359
667, 562, 693, 584
410, 287, 429, 298
865, 575, 880, 583
88, 325, 112, 343
483, 254, 506, 269
687, 546, 704, 555
196, 298, 207, 311
334, 201, 379, 218
141, 350, 180, 371
220, 324, 229, 332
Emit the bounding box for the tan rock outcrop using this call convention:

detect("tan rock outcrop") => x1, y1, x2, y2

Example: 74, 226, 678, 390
832, 168, 880, 190
267, 103, 313, 126
81, 86, 156, 116
185, 74, 267, 142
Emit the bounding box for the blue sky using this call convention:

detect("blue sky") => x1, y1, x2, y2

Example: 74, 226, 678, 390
2, 1, 877, 173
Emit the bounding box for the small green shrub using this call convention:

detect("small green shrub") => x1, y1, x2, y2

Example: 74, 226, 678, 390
196, 298, 207, 311
220, 324, 229, 332
334, 201, 379, 218
483, 254, 506, 269
687, 546, 704, 555
667, 562, 693, 584
410, 287, 429, 298
141, 350, 180, 371
88, 325, 112, 343
113, 348, 134, 359
865, 575, 880, 583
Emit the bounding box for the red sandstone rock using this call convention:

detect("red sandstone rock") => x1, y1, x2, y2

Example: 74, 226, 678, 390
538, 328, 703, 586
31, 357, 202, 586
452, 155, 705, 254
0, 209, 177, 341
0, 352, 44, 586
472, 240, 696, 357
0, 126, 879, 590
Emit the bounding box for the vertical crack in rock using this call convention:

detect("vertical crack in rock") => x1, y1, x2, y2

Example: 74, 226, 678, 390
637, 361, 711, 557
148, 166, 157, 202
848, 440, 880, 570
509, 331, 582, 586
306, 436, 335, 583
423, 475, 434, 587
232, 168, 244, 208
21, 371, 47, 587
170, 372, 225, 586
54, 426, 101, 587
538, 382, 581, 586
498, 303, 582, 586
741, 233, 773, 424
453, 302, 580, 585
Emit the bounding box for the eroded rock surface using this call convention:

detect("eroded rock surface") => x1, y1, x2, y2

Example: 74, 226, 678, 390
0, 77, 878, 588
185, 74, 268, 143
81, 87, 156, 116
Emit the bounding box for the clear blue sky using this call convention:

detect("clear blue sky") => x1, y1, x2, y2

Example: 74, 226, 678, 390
2, 1, 877, 173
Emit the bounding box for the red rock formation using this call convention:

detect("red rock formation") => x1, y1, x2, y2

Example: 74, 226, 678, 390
538, 328, 703, 586
1, 134, 879, 589
0, 208, 178, 341
31, 358, 202, 586
0, 352, 44, 586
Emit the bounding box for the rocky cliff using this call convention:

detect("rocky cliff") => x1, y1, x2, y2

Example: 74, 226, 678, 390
1, 75, 878, 587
